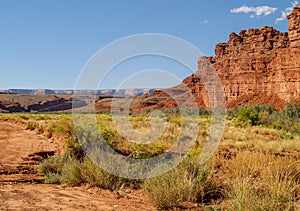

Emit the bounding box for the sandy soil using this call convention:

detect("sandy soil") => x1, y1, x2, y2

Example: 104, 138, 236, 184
0, 122, 155, 210
0, 122, 56, 182
0, 184, 155, 210
0, 122, 55, 166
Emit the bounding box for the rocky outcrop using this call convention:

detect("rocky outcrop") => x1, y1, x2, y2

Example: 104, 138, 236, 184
135, 6, 300, 111
205, 6, 300, 109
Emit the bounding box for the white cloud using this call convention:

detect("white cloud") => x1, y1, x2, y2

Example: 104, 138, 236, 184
292, 0, 299, 6
201, 20, 208, 24
230, 5, 278, 18
275, 1, 299, 24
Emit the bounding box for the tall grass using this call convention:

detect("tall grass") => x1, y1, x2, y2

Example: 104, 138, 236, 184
220, 152, 300, 211
143, 156, 223, 209
143, 151, 299, 210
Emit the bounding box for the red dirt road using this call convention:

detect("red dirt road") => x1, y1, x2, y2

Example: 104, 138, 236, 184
0, 122, 56, 182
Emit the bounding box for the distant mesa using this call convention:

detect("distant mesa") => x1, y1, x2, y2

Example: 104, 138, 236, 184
7, 89, 56, 95
0, 94, 85, 113
0, 88, 156, 113
3, 88, 156, 96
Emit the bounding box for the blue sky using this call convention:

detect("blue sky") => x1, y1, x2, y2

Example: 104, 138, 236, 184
0, 0, 298, 89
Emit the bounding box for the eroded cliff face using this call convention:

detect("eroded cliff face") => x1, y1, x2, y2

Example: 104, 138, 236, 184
288, 6, 300, 48
182, 6, 300, 110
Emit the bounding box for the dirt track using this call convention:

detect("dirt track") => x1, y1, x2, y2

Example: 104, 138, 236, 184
0, 122, 155, 210
0, 122, 56, 183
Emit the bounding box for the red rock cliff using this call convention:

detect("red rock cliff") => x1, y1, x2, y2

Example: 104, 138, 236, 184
183, 6, 300, 110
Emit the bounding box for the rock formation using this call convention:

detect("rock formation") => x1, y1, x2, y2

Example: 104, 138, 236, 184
288, 6, 300, 48
134, 6, 300, 111
207, 5, 300, 109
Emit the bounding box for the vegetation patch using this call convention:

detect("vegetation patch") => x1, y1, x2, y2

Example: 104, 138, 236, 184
0, 103, 299, 210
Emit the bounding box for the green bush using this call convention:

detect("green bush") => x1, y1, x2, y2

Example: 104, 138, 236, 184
258, 111, 280, 128
282, 101, 300, 120
253, 104, 275, 114
229, 102, 300, 136
233, 106, 259, 127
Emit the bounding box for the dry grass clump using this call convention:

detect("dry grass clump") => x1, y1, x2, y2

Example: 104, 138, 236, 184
40, 155, 131, 190
143, 156, 223, 209
143, 151, 300, 210
220, 152, 300, 211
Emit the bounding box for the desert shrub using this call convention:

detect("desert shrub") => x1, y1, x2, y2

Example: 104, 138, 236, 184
128, 143, 164, 159
229, 104, 274, 117
253, 104, 275, 114
64, 137, 85, 160
258, 111, 280, 128
143, 157, 222, 209
38, 155, 66, 184
38, 155, 65, 174
55, 118, 86, 160
100, 127, 117, 142
152, 143, 165, 156
53, 118, 75, 137
56, 156, 130, 190
282, 101, 300, 120
60, 159, 83, 186
230, 103, 300, 136
44, 172, 61, 184
233, 106, 259, 127
80, 158, 129, 190
37, 114, 46, 120
25, 122, 37, 130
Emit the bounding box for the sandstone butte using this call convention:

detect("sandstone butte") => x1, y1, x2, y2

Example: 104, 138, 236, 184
134, 6, 300, 111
